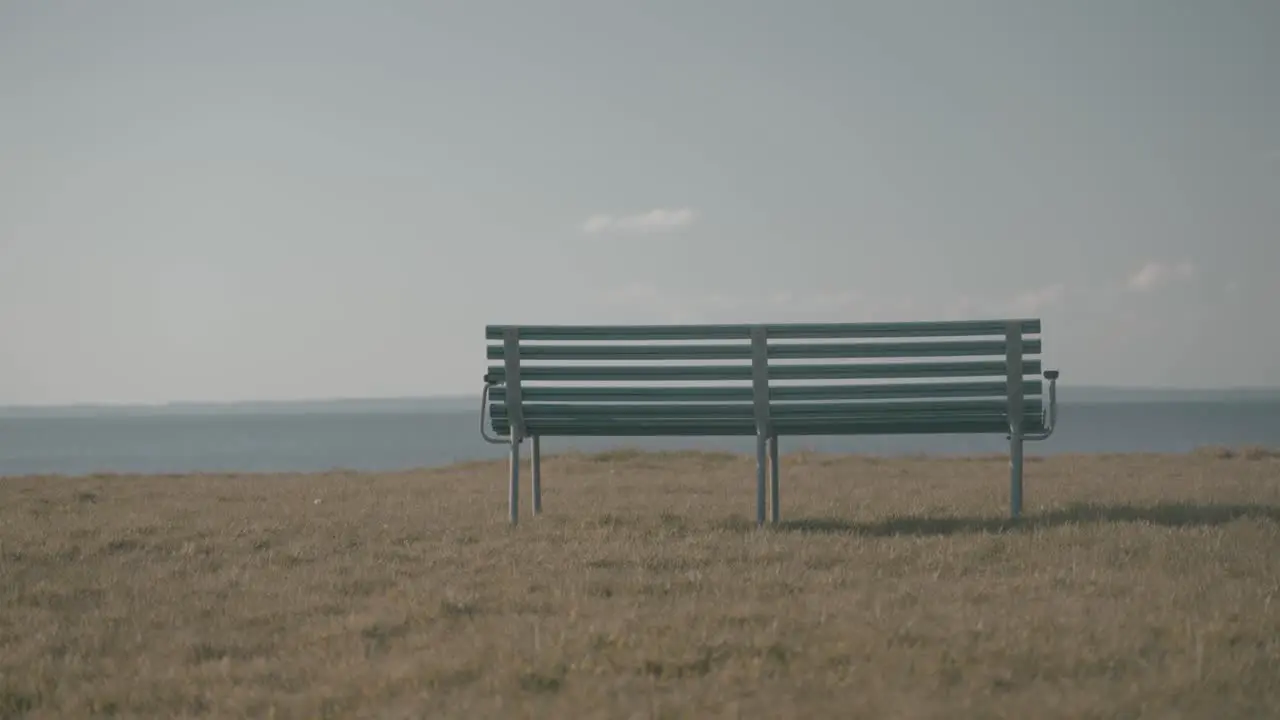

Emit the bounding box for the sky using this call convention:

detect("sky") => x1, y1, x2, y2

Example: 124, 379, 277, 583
1, 0, 1278, 405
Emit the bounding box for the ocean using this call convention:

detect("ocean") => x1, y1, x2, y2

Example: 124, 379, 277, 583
2, 401, 1279, 477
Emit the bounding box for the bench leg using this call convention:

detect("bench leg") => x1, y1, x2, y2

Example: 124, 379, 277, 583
531, 435, 542, 516
509, 436, 521, 525
1009, 434, 1024, 519
769, 435, 780, 524
755, 432, 767, 528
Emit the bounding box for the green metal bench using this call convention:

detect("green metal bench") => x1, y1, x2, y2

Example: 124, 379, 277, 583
480, 319, 1060, 526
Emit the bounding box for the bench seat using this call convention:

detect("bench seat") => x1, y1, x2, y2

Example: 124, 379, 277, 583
488, 402, 1047, 437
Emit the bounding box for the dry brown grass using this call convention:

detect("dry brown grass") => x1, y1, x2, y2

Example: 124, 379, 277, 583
2, 448, 1280, 719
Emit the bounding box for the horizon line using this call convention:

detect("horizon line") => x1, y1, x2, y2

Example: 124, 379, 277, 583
4, 384, 1280, 411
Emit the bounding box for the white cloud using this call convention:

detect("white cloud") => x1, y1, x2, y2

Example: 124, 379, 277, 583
581, 208, 697, 235
1127, 260, 1195, 292
1009, 283, 1067, 315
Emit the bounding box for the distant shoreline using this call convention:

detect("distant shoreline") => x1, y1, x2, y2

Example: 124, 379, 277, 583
3, 387, 1280, 419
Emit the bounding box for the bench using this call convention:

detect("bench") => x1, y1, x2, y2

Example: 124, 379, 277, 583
480, 319, 1060, 526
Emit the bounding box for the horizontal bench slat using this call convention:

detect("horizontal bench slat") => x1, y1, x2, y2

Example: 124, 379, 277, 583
489, 364, 750, 381
491, 415, 1045, 437
487, 325, 752, 341
763, 319, 1040, 339
489, 380, 1042, 403
486, 360, 1041, 382
491, 399, 1044, 421
491, 386, 754, 402
491, 342, 751, 361
774, 380, 1042, 400
485, 319, 1041, 341
771, 339, 1040, 359
486, 339, 1041, 361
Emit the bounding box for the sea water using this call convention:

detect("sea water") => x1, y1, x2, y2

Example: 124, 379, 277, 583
3, 401, 1279, 477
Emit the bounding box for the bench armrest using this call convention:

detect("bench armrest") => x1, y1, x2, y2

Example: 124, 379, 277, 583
1024, 369, 1060, 441
479, 380, 513, 445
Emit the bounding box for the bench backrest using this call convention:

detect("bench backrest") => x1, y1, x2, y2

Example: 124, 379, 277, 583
485, 319, 1044, 438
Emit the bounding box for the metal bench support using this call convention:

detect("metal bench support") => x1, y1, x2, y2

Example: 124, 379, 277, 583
769, 434, 780, 524
750, 325, 771, 527
531, 435, 542, 515
508, 436, 520, 526
504, 328, 525, 525
1005, 321, 1025, 519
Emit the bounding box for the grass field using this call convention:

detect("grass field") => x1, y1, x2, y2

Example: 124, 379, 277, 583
2, 447, 1279, 719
